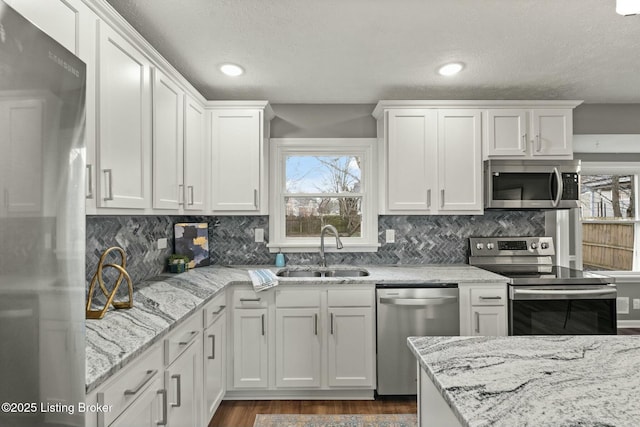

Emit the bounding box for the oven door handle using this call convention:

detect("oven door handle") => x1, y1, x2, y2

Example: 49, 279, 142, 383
512, 288, 616, 300
379, 297, 457, 306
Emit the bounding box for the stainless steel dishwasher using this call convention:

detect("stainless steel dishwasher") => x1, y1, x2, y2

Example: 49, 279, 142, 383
376, 284, 459, 395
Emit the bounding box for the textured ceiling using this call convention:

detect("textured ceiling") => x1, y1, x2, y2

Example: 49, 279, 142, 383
106, 0, 640, 103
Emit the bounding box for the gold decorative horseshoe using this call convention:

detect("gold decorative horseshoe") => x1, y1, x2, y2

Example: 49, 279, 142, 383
86, 247, 134, 319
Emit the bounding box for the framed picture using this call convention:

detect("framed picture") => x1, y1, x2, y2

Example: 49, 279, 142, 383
174, 223, 210, 268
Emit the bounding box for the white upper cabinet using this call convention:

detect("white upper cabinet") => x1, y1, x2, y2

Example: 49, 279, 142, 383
210, 103, 273, 214
152, 69, 184, 210
486, 109, 528, 156
438, 109, 482, 212
485, 104, 579, 159
376, 104, 483, 215
386, 109, 437, 212
531, 109, 573, 157
96, 21, 151, 209
183, 96, 207, 211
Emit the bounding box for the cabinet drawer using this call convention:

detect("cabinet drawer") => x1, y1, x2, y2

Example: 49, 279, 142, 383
164, 313, 201, 366
203, 291, 227, 328
233, 289, 269, 308
96, 344, 163, 427
327, 289, 373, 307
471, 287, 506, 306
276, 289, 321, 307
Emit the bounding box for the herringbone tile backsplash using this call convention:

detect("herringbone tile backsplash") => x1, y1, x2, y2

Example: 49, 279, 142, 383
86, 211, 545, 287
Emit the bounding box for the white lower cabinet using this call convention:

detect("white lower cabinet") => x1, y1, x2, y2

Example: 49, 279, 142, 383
327, 307, 374, 387
459, 283, 508, 336
164, 339, 201, 427
233, 308, 269, 388
326, 289, 375, 388
229, 286, 376, 395
203, 308, 226, 421
471, 306, 506, 336
87, 343, 164, 427
275, 307, 322, 388
109, 377, 164, 427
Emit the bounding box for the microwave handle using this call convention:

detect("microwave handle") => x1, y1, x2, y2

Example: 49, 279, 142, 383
550, 167, 563, 207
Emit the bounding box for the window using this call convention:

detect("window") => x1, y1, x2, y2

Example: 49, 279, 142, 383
579, 163, 640, 271
269, 138, 378, 252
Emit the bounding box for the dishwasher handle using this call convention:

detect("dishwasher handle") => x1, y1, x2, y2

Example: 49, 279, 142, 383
379, 296, 458, 306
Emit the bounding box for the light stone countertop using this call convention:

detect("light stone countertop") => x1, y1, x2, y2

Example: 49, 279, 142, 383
408, 335, 640, 427
85, 264, 506, 393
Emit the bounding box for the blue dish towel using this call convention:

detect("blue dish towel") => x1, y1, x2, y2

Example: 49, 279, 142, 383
248, 269, 279, 292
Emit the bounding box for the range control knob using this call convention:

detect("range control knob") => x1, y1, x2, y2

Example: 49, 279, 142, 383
541, 242, 549, 250
530, 242, 538, 250
476, 243, 484, 250
486, 243, 495, 250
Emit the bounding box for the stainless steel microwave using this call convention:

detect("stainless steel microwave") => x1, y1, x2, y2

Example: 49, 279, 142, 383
485, 160, 580, 209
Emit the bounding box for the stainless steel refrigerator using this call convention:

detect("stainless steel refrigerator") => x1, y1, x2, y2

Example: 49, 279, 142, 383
0, 2, 86, 426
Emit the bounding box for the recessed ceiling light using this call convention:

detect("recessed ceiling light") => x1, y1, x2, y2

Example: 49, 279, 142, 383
616, 0, 640, 15
220, 63, 244, 77
438, 62, 464, 76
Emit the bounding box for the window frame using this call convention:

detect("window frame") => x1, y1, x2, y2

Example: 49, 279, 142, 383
268, 138, 379, 253
578, 162, 640, 272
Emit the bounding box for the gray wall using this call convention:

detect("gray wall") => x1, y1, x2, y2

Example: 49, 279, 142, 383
271, 103, 640, 138
271, 104, 376, 138
617, 284, 640, 322
573, 104, 640, 134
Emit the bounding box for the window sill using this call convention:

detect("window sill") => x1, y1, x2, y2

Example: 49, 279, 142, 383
267, 242, 381, 254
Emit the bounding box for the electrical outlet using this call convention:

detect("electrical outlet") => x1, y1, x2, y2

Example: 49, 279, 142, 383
385, 229, 395, 244
255, 228, 264, 243
617, 297, 630, 314
157, 238, 167, 249
633, 299, 640, 310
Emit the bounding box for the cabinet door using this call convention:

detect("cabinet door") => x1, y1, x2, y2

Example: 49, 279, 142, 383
152, 69, 184, 209
233, 308, 268, 388
165, 338, 201, 427
109, 377, 163, 427
203, 314, 225, 423
96, 22, 151, 208
438, 109, 482, 212
386, 109, 437, 213
327, 307, 374, 387
184, 96, 206, 211
211, 109, 261, 212
471, 306, 507, 336
486, 109, 528, 157
275, 308, 321, 388
531, 109, 572, 157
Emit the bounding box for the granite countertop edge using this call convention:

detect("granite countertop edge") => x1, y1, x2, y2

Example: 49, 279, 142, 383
86, 264, 507, 393
406, 335, 640, 427
407, 337, 471, 427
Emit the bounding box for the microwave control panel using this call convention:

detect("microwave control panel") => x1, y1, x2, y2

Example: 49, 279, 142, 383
561, 173, 579, 200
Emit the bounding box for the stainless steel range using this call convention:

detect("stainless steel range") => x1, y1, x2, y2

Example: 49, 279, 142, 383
469, 236, 617, 335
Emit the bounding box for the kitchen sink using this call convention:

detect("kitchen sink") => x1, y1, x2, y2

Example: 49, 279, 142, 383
276, 267, 369, 278
325, 269, 369, 277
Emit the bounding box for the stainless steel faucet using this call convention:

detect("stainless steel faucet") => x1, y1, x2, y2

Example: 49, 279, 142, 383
319, 225, 344, 267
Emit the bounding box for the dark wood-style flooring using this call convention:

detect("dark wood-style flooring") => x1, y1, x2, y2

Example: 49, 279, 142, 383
210, 329, 640, 427
208, 398, 417, 427
618, 327, 640, 335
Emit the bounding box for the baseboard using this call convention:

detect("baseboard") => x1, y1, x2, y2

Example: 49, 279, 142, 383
224, 389, 375, 400
618, 320, 640, 328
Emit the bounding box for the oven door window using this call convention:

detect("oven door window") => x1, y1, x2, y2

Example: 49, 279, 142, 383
510, 299, 616, 335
